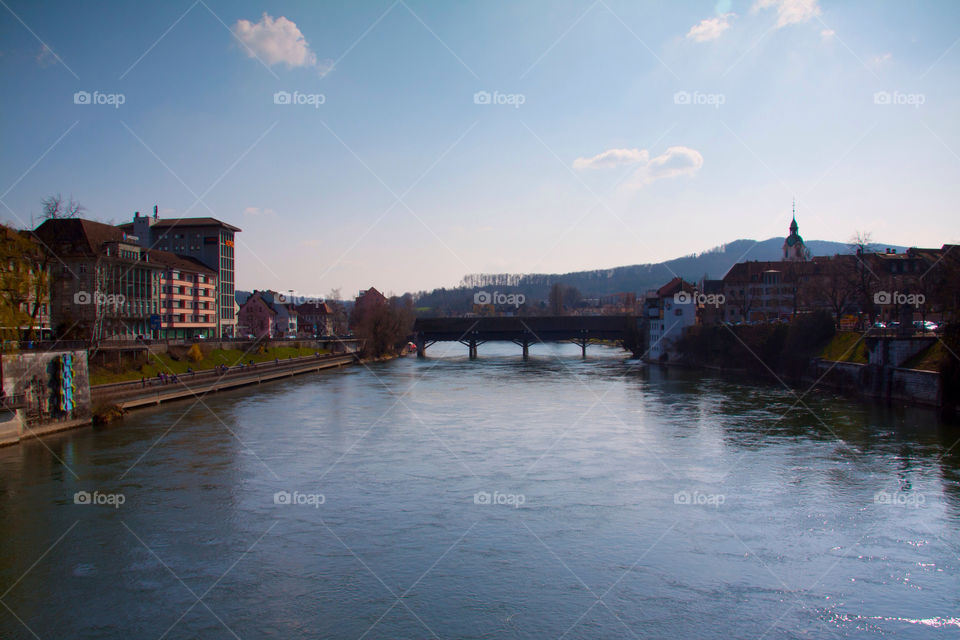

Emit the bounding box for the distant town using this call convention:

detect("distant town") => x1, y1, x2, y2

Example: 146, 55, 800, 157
2, 200, 956, 367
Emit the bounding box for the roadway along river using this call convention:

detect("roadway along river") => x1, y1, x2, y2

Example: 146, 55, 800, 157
1, 343, 959, 639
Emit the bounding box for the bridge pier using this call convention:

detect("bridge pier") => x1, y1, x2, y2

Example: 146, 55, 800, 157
522, 339, 529, 360
416, 334, 426, 359
469, 339, 478, 359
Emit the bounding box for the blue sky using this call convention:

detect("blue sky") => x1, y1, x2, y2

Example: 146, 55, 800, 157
1, 0, 958, 297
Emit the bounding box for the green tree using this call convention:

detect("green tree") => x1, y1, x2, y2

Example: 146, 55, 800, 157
0, 225, 49, 340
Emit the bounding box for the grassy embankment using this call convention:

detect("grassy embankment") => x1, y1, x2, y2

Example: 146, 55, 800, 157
90, 345, 328, 386
901, 342, 947, 372
819, 331, 948, 371
819, 332, 869, 364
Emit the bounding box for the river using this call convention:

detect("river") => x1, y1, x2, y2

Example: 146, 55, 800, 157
1, 342, 958, 639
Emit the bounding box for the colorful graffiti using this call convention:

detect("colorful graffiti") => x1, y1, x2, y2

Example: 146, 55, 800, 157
58, 354, 76, 413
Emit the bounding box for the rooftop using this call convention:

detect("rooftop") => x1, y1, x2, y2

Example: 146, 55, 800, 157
119, 216, 242, 233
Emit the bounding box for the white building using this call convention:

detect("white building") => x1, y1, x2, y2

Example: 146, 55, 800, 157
647, 278, 698, 362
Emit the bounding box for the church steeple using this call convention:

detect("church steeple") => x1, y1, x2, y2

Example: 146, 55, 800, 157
782, 201, 807, 261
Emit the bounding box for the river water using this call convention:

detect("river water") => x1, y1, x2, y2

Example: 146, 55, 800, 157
1, 342, 958, 639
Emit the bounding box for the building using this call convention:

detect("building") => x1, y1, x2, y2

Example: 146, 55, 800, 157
295, 301, 334, 336
355, 287, 387, 311
34, 218, 163, 340
237, 290, 298, 337
120, 208, 240, 337
237, 291, 276, 338
149, 250, 218, 339
859, 246, 950, 326
647, 277, 697, 362
723, 261, 806, 323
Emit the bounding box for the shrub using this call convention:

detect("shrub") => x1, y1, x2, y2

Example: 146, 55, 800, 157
187, 343, 203, 363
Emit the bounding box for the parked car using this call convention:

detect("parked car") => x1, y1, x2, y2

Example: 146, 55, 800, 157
913, 320, 938, 333
872, 321, 886, 329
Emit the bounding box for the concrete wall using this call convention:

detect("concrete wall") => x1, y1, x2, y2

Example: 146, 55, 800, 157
867, 336, 936, 368
811, 358, 941, 408
1, 349, 92, 446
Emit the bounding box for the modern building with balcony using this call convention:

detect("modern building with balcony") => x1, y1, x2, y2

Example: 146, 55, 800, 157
149, 250, 218, 339
120, 208, 240, 337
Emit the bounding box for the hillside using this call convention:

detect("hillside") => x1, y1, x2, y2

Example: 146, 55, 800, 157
414, 237, 907, 313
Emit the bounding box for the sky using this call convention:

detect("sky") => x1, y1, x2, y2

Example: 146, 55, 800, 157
1, 0, 958, 298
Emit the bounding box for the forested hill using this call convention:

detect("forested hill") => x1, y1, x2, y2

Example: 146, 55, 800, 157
414, 237, 907, 314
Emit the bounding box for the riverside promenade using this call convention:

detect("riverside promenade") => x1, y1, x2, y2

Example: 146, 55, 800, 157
91, 352, 360, 411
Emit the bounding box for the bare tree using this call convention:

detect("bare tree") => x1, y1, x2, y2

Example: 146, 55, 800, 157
41, 193, 85, 220
848, 231, 878, 325
326, 288, 349, 335
801, 257, 858, 327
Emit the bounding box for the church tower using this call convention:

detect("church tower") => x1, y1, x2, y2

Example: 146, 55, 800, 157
782, 201, 807, 261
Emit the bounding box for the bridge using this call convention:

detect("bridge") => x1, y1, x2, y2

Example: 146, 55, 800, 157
412, 315, 638, 359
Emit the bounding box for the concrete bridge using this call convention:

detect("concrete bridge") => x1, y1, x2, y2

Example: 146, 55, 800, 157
412, 315, 638, 359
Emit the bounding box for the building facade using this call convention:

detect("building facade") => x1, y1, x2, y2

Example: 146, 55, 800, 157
150, 251, 218, 339
34, 219, 162, 340
295, 301, 334, 336
237, 290, 298, 337
237, 291, 277, 338
647, 277, 697, 362
121, 209, 240, 337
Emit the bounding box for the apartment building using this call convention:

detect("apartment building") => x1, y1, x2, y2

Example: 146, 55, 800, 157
120, 208, 240, 337
150, 250, 218, 339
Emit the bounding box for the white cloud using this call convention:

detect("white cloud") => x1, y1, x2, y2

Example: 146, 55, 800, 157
631, 146, 704, 188
752, 0, 822, 28
820, 28, 835, 40
573, 148, 648, 170
232, 13, 331, 74
686, 13, 735, 42
574, 146, 704, 188
244, 207, 277, 216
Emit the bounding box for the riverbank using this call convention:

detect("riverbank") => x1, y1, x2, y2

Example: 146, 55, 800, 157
89, 343, 332, 385
662, 320, 956, 415
1, 351, 395, 447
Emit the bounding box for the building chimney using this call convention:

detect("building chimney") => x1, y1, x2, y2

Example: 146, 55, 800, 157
153, 205, 158, 220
